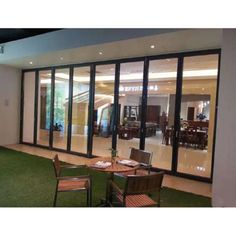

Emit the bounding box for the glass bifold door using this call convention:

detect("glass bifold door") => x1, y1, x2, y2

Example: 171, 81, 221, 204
21, 51, 220, 180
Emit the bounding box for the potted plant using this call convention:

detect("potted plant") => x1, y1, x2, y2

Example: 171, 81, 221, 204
109, 148, 118, 166
53, 123, 63, 138
196, 113, 206, 121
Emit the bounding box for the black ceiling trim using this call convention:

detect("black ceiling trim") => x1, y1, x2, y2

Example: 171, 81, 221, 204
0, 29, 61, 44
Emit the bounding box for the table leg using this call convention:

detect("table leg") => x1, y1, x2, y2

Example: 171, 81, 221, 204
106, 172, 114, 206
96, 172, 114, 207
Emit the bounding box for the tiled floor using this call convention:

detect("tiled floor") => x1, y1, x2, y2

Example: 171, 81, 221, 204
5, 143, 212, 198
36, 130, 212, 178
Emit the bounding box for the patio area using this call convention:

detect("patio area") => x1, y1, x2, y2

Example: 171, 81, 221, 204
0, 146, 211, 207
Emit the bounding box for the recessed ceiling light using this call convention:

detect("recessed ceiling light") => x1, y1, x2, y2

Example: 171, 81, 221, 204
150, 45, 155, 49
110, 68, 114, 71
99, 52, 103, 55
29, 61, 33, 65
60, 57, 63, 60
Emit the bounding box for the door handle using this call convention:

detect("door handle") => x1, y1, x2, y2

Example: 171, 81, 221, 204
175, 130, 179, 138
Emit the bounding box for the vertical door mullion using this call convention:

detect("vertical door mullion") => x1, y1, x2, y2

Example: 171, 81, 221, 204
87, 64, 95, 157
67, 66, 74, 152
49, 68, 55, 149
34, 70, 39, 145
210, 52, 221, 181
112, 63, 120, 150
19, 72, 25, 143
171, 56, 184, 173
140, 58, 149, 150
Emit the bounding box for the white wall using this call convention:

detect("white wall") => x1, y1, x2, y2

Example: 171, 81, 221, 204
0, 65, 21, 145
212, 29, 236, 207
23, 72, 35, 143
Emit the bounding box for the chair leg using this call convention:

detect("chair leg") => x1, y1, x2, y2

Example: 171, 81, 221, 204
90, 186, 92, 207
86, 189, 88, 207
53, 189, 58, 207
53, 182, 58, 207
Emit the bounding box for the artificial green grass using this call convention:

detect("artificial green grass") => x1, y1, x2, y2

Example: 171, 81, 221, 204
0, 147, 211, 207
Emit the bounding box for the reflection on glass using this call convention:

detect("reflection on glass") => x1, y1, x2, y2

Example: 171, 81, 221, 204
71, 67, 90, 153
117, 61, 144, 158
37, 70, 51, 146
92, 64, 115, 157
177, 54, 218, 177
53, 68, 70, 150
146, 59, 178, 170
23, 72, 35, 143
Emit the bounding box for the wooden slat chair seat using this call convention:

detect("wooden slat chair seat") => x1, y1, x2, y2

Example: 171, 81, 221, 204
116, 193, 157, 207
109, 171, 164, 207
52, 154, 92, 207
57, 178, 90, 192
115, 148, 153, 177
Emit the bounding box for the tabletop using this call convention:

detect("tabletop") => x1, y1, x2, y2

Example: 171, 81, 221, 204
88, 157, 140, 173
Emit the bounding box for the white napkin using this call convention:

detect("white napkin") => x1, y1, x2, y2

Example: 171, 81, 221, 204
93, 161, 111, 168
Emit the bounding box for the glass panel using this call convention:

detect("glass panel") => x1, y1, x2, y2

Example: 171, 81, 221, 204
71, 67, 90, 153
177, 54, 218, 177
37, 70, 51, 146
117, 61, 144, 158
53, 68, 70, 150
92, 64, 115, 157
145, 59, 178, 170
23, 72, 35, 143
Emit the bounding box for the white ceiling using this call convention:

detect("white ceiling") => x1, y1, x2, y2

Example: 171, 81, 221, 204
1, 29, 222, 69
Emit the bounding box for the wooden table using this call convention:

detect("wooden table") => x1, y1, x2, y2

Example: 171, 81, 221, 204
165, 128, 207, 149
88, 157, 140, 206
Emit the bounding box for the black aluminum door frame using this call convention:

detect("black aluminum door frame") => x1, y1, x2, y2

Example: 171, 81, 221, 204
20, 49, 221, 182
90, 63, 118, 156
110, 60, 147, 153
112, 63, 120, 150
143, 56, 183, 175
144, 52, 221, 182
171, 56, 184, 173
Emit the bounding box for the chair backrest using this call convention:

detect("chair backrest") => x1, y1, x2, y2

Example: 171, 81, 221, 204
52, 154, 61, 177
129, 148, 152, 165
124, 171, 164, 195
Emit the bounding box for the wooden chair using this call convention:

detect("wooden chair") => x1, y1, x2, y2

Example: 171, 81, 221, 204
109, 171, 164, 207
52, 154, 92, 207
115, 148, 153, 177
185, 128, 199, 149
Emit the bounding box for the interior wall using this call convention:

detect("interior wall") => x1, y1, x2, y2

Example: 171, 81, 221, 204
0, 65, 21, 145
147, 96, 168, 113
22, 72, 35, 143
212, 29, 236, 207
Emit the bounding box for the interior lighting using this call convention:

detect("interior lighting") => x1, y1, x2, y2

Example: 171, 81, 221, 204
40, 79, 64, 84
52, 69, 218, 83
